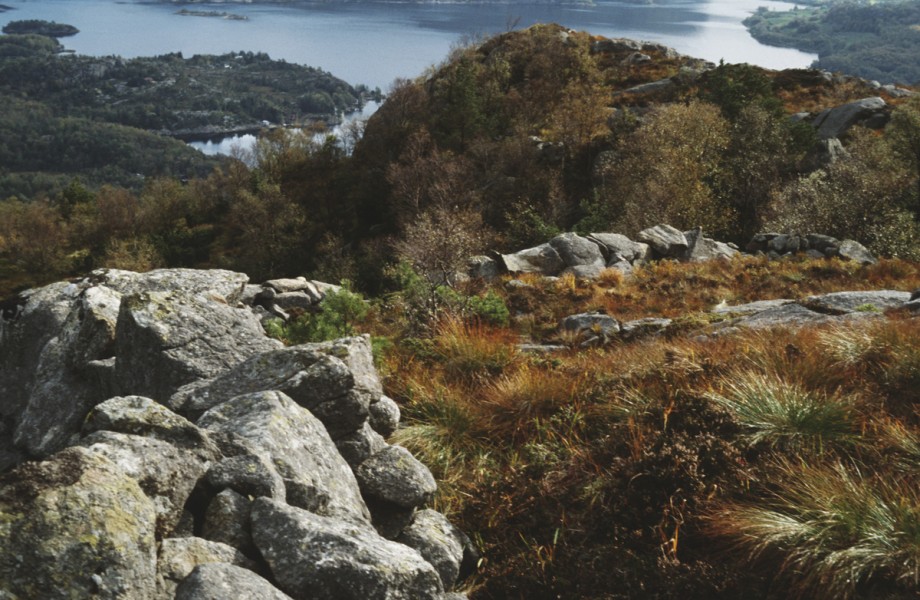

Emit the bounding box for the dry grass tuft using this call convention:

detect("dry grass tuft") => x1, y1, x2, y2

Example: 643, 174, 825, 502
482, 364, 583, 442
433, 315, 519, 381
710, 460, 920, 598
373, 254, 920, 597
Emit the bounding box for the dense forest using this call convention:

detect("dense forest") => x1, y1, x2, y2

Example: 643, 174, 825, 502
2, 24, 920, 598
744, 0, 920, 84
0, 30, 378, 198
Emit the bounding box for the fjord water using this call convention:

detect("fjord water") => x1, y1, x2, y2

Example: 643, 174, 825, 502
1, 0, 815, 91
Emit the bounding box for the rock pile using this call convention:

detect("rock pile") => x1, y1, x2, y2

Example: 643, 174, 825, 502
0, 268, 474, 599
469, 225, 877, 281
745, 232, 876, 264
243, 276, 342, 325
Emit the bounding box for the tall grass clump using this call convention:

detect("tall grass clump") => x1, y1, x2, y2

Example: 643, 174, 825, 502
710, 461, 920, 598
707, 371, 856, 451
483, 365, 582, 441
818, 323, 890, 370
818, 320, 920, 417
432, 315, 519, 381
390, 375, 492, 514
879, 420, 920, 473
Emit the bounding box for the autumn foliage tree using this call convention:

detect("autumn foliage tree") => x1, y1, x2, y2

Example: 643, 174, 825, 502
0, 198, 67, 275
394, 205, 490, 286
599, 100, 733, 236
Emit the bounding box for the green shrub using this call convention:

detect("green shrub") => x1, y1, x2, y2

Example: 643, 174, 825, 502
767, 130, 920, 260
468, 290, 510, 327
266, 283, 369, 345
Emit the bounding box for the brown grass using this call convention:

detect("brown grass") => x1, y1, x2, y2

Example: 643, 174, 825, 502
372, 256, 920, 598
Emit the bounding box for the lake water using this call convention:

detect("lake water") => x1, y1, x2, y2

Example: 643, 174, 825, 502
1, 0, 814, 92
188, 100, 381, 156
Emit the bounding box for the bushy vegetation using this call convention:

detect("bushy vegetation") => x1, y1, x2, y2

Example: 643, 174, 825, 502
2, 20, 78, 38
265, 284, 370, 345
3, 24, 919, 297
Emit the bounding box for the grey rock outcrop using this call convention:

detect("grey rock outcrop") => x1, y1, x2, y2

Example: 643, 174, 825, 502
1, 281, 82, 424
83, 395, 216, 452
176, 563, 294, 600
683, 227, 738, 262
0, 447, 157, 599
336, 421, 387, 467
549, 232, 606, 271
368, 395, 401, 438
803, 137, 848, 171
565, 263, 606, 280
198, 390, 371, 523
272, 291, 316, 312
730, 303, 840, 329
202, 488, 254, 553
620, 317, 673, 340
837, 239, 877, 265
264, 277, 322, 298
1, 268, 473, 600
710, 290, 916, 334
812, 96, 888, 139
588, 233, 651, 265
171, 336, 382, 440
355, 445, 438, 510
746, 232, 877, 264
79, 430, 217, 537
500, 243, 566, 276
157, 537, 256, 598
467, 255, 501, 280
8, 282, 120, 458
204, 452, 286, 501
636, 224, 688, 258
806, 233, 841, 254
712, 299, 793, 316
802, 290, 911, 314
114, 289, 281, 401
251, 498, 444, 600
397, 509, 469, 590
561, 312, 621, 340
98, 268, 250, 303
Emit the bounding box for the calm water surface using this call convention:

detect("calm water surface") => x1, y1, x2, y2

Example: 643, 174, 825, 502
1, 0, 814, 91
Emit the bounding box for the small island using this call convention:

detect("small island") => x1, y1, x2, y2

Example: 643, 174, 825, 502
2, 19, 79, 38
175, 9, 249, 21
